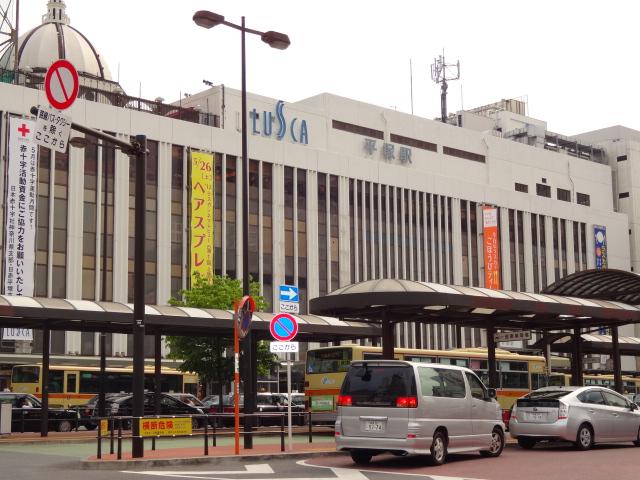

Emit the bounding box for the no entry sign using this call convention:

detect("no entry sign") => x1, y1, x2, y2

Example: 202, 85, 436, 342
269, 313, 298, 342
44, 59, 79, 110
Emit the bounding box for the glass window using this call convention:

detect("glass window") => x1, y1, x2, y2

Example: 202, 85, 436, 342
342, 365, 416, 407
306, 348, 352, 374
465, 372, 486, 400
440, 357, 469, 367
578, 390, 606, 405
12, 366, 40, 383
531, 373, 548, 390
418, 367, 466, 398
501, 372, 529, 389
405, 356, 436, 363
67, 373, 77, 393
48, 370, 64, 393
603, 391, 629, 408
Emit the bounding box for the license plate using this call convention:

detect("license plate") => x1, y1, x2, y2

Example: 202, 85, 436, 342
364, 420, 385, 432
528, 412, 544, 421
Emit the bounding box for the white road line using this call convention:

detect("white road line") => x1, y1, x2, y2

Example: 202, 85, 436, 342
122, 463, 274, 477
297, 459, 486, 480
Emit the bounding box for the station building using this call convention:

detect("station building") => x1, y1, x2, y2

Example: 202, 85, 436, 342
0, 1, 637, 383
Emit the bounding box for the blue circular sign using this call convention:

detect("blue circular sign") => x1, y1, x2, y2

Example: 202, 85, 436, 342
269, 313, 298, 342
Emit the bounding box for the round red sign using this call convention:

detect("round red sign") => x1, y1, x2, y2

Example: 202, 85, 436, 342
269, 313, 298, 342
236, 295, 256, 339
44, 59, 79, 110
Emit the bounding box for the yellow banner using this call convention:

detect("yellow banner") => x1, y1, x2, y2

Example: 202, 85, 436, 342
139, 417, 193, 437
190, 151, 215, 283
100, 419, 108, 436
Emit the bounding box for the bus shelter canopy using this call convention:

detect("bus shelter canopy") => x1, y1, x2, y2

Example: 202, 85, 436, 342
532, 332, 640, 356
0, 296, 380, 342
309, 278, 640, 330
542, 268, 640, 305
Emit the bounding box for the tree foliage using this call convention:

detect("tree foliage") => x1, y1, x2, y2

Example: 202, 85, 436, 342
165, 275, 277, 387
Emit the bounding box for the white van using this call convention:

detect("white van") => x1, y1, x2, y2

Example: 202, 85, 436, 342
335, 360, 505, 465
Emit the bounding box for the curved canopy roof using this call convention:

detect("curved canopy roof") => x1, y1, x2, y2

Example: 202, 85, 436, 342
309, 278, 640, 330
542, 269, 640, 305
0, 296, 379, 342
532, 332, 640, 356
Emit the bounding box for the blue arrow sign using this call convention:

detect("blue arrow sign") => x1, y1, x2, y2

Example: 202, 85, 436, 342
279, 284, 299, 303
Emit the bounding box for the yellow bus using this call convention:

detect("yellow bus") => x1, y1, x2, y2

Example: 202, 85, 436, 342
10, 364, 198, 408
548, 372, 640, 393
305, 344, 550, 422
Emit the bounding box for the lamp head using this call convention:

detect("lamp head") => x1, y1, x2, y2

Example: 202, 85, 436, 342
261, 31, 291, 50
193, 10, 225, 29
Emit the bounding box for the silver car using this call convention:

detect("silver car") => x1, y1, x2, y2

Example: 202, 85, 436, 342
335, 360, 505, 466
510, 386, 640, 450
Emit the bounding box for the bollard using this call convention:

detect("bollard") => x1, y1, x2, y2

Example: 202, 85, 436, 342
204, 419, 209, 456
280, 415, 285, 452
308, 411, 312, 443
117, 419, 122, 460
20, 409, 25, 433
110, 418, 115, 455
97, 418, 102, 459
151, 436, 156, 451
212, 416, 217, 447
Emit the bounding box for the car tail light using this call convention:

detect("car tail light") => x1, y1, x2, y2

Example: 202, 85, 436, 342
407, 433, 416, 438
511, 406, 517, 422
84, 409, 91, 415
396, 396, 418, 408
208, 406, 216, 413
558, 402, 569, 420
502, 409, 511, 424
337, 395, 352, 406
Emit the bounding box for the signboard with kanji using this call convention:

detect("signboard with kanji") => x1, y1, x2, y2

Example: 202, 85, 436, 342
190, 151, 214, 283
482, 206, 501, 289
139, 417, 192, 437
34, 106, 71, 153
4, 118, 38, 297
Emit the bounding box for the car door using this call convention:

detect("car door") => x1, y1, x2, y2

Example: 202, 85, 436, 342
576, 389, 612, 440
602, 390, 639, 440
464, 372, 495, 447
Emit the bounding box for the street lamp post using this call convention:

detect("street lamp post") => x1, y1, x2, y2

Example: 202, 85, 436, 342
193, 10, 290, 450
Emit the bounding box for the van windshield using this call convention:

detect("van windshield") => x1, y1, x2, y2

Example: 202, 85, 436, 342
342, 364, 416, 407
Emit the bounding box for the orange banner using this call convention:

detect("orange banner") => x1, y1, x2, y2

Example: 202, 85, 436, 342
482, 206, 501, 289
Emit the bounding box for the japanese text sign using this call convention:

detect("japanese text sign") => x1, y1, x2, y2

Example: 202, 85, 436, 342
139, 417, 192, 437
482, 206, 501, 290
190, 151, 214, 283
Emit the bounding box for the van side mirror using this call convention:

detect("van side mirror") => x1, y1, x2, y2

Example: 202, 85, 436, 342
486, 388, 497, 400
630, 402, 638, 411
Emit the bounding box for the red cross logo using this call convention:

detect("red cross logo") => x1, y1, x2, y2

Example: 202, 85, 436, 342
17, 123, 30, 137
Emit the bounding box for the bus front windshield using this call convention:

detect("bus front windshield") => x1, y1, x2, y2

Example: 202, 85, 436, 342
306, 348, 352, 374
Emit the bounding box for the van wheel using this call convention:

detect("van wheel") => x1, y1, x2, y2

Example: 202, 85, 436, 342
428, 431, 448, 466
517, 437, 536, 449
480, 427, 504, 457
350, 450, 373, 465
575, 423, 594, 451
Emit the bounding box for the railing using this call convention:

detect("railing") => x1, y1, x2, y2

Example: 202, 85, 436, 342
0, 67, 220, 128
94, 411, 334, 460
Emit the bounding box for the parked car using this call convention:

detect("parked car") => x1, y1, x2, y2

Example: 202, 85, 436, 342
202, 394, 222, 410
335, 360, 505, 466
78, 392, 130, 430
167, 393, 205, 407
510, 386, 640, 450
88, 392, 206, 429
0, 392, 79, 432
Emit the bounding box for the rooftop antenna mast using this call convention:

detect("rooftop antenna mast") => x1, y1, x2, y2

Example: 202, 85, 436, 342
430, 51, 460, 123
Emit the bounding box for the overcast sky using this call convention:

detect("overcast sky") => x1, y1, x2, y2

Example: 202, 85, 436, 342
15, 0, 640, 134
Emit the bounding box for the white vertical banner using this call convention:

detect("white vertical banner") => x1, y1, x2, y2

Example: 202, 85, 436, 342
4, 117, 38, 296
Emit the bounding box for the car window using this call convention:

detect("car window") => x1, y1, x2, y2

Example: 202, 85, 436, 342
603, 391, 629, 408
578, 390, 606, 405
161, 396, 180, 407
465, 372, 486, 400
341, 364, 416, 407
526, 390, 570, 400
418, 367, 466, 398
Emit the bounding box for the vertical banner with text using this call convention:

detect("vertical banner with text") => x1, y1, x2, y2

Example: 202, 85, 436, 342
4, 118, 38, 296
594, 225, 607, 270
482, 206, 501, 289
190, 151, 214, 284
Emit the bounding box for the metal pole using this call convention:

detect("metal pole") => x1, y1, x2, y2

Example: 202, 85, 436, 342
240, 15, 255, 450
612, 326, 623, 394
233, 315, 240, 455
13, 0, 19, 84
381, 315, 394, 360
40, 326, 50, 437
287, 354, 292, 451
131, 135, 147, 459
572, 328, 583, 387
486, 323, 498, 389
98, 333, 106, 417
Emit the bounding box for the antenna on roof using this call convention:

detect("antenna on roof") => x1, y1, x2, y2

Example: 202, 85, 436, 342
430, 50, 460, 123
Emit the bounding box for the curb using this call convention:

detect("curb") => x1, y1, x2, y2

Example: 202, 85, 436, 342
80, 449, 344, 470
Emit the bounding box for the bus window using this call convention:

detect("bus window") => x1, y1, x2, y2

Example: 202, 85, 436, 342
439, 357, 469, 367
12, 366, 40, 383
48, 370, 64, 393
306, 348, 352, 374
363, 352, 383, 360
405, 356, 436, 363
499, 361, 528, 389
531, 373, 548, 390
66, 373, 77, 394
547, 374, 566, 387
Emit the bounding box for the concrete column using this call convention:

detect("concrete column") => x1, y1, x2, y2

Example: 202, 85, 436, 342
566, 220, 576, 275
523, 212, 534, 292
451, 198, 463, 285
544, 216, 555, 287
112, 136, 130, 303
338, 176, 351, 286
272, 164, 285, 306
499, 207, 511, 290
156, 142, 172, 305
306, 172, 319, 301
66, 141, 84, 298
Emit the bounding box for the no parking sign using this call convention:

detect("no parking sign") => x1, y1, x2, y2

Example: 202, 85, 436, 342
269, 313, 298, 342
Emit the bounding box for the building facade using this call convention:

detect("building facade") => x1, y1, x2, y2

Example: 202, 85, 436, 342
0, 2, 636, 376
